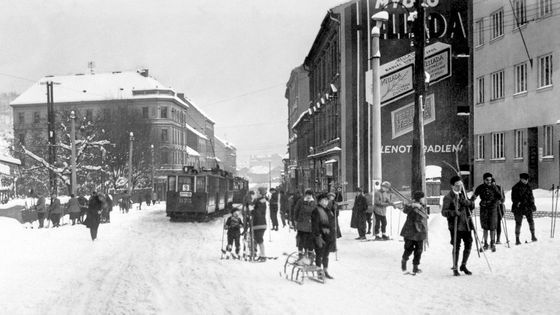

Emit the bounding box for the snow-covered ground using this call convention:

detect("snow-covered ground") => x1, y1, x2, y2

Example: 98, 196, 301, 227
1, 192, 560, 315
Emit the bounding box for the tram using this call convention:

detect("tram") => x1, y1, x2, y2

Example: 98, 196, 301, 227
165, 168, 248, 221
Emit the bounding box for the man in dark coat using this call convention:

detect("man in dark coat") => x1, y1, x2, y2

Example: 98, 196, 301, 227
471, 172, 503, 252
442, 176, 475, 276
312, 193, 337, 279
279, 189, 289, 228
350, 188, 368, 240
400, 191, 429, 274
85, 191, 103, 241
294, 189, 316, 262
77, 194, 88, 223
511, 173, 537, 244
268, 188, 279, 231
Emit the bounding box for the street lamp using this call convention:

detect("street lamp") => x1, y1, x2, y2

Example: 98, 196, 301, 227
70, 111, 77, 195
128, 132, 134, 192
370, 11, 388, 192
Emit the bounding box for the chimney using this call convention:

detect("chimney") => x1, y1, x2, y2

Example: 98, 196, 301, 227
137, 68, 149, 77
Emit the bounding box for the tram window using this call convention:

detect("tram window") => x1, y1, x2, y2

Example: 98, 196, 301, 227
167, 176, 177, 192
195, 176, 206, 192
178, 176, 194, 192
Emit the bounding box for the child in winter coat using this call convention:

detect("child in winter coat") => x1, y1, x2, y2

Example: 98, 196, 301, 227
400, 191, 429, 274
224, 208, 244, 259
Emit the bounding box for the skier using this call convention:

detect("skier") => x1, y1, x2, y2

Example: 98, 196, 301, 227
511, 173, 538, 244
400, 191, 429, 275
66, 194, 81, 225
269, 187, 279, 231
493, 178, 506, 244
252, 188, 268, 262
36, 194, 47, 228
471, 173, 503, 252
294, 189, 316, 262
224, 208, 244, 259
312, 193, 336, 279
374, 182, 393, 240
350, 188, 368, 240
442, 176, 475, 276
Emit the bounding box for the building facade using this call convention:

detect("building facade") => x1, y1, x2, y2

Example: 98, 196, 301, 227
10, 69, 235, 196
287, 0, 471, 195
473, 0, 559, 189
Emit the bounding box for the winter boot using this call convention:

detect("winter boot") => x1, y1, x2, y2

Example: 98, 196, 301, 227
401, 259, 407, 272
459, 264, 472, 275
382, 234, 390, 240
482, 242, 489, 251
515, 236, 521, 245
490, 241, 496, 252
375, 234, 382, 240
452, 268, 460, 276
324, 268, 334, 279
412, 264, 422, 274
531, 234, 538, 242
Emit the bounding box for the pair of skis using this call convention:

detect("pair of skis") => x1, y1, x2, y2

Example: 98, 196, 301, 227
551, 184, 559, 238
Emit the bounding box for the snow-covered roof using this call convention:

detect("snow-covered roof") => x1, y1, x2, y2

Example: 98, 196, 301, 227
182, 96, 215, 124
10, 70, 189, 108
308, 146, 341, 158
185, 124, 208, 140
214, 136, 236, 150
291, 110, 309, 130
0, 155, 21, 165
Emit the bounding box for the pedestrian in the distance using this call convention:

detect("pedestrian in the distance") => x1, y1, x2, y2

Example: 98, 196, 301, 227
279, 189, 289, 228
400, 191, 429, 274
268, 188, 279, 231
327, 191, 342, 238
145, 191, 152, 206
36, 194, 47, 228
78, 194, 88, 223
48, 193, 62, 228
351, 188, 368, 240
511, 173, 538, 244
85, 191, 103, 241
67, 194, 81, 225
151, 191, 158, 205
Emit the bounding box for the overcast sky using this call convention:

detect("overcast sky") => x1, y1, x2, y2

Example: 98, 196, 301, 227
0, 0, 345, 164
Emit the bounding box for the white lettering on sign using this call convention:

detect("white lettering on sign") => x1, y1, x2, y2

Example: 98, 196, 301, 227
381, 144, 463, 154
375, 0, 439, 9
391, 94, 436, 139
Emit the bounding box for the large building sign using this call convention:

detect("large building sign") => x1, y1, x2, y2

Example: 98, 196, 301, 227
391, 94, 435, 139
366, 42, 451, 105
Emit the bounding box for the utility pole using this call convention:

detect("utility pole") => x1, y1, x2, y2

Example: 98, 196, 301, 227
128, 132, 134, 193
269, 161, 272, 190
151, 144, 155, 193
70, 111, 77, 195
411, 0, 426, 194
46, 81, 57, 199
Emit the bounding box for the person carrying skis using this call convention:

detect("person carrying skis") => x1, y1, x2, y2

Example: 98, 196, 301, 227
312, 193, 336, 279
471, 173, 503, 252
252, 188, 268, 262
374, 182, 393, 240
294, 189, 317, 263
442, 176, 475, 276
224, 208, 244, 259
400, 191, 429, 274
351, 188, 368, 240
511, 173, 538, 245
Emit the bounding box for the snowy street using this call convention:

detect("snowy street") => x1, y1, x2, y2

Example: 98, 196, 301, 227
1, 198, 560, 315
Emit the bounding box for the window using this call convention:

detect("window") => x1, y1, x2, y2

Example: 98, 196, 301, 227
476, 76, 485, 103
492, 132, 505, 159
476, 135, 485, 160
490, 9, 503, 40
538, 0, 553, 18
160, 107, 168, 119
491, 70, 505, 100
18, 112, 24, 124
514, 129, 524, 158
33, 112, 40, 123
475, 19, 484, 46
142, 107, 149, 118
513, 0, 527, 27
86, 109, 93, 121
514, 63, 527, 94
161, 150, 170, 164
544, 125, 554, 156
161, 129, 168, 142
537, 54, 553, 88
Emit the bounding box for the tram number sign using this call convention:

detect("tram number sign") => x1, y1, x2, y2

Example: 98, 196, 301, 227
179, 191, 192, 198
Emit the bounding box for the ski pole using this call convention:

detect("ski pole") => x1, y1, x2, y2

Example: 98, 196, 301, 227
551, 184, 555, 238
553, 186, 560, 238
502, 208, 510, 248
453, 216, 458, 270
220, 215, 226, 259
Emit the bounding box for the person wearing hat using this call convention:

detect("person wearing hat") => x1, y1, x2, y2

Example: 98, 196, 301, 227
326, 192, 341, 238
312, 193, 337, 279
224, 207, 244, 259
374, 181, 394, 240
511, 173, 537, 244
294, 189, 317, 262
442, 175, 475, 276
268, 188, 279, 231
252, 188, 269, 262
85, 191, 103, 241
400, 191, 429, 274
350, 188, 368, 240
471, 173, 503, 252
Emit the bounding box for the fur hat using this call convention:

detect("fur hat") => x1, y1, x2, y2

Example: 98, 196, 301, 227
520, 173, 529, 180
483, 172, 493, 180
450, 175, 462, 186
412, 191, 425, 201
316, 193, 329, 202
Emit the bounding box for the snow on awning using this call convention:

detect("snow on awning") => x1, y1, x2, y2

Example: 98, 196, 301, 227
186, 146, 200, 157
291, 110, 309, 130
185, 124, 208, 140
324, 159, 338, 164
308, 146, 341, 158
